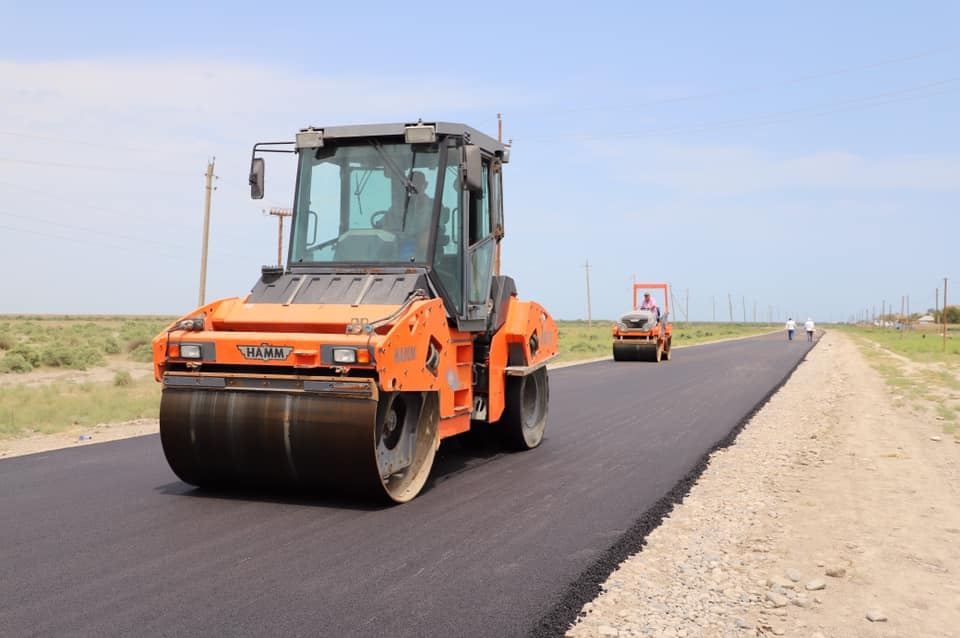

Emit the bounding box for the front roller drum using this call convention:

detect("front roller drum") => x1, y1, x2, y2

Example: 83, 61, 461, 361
613, 340, 661, 362
159, 388, 439, 503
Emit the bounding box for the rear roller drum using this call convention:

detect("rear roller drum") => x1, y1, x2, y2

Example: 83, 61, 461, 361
501, 367, 549, 450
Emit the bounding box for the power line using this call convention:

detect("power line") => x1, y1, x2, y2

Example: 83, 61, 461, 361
0, 222, 185, 261
0, 210, 259, 261
0, 156, 197, 177
0, 130, 210, 156
519, 76, 960, 143
542, 43, 959, 115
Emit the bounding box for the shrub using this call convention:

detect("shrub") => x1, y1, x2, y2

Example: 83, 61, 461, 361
7, 344, 40, 368
38, 345, 105, 370
113, 370, 133, 387
128, 343, 154, 363
103, 337, 122, 355
0, 333, 13, 351
0, 353, 33, 373
126, 337, 151, 353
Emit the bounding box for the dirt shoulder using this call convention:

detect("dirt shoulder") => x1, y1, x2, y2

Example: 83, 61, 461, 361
0, 418, 158, 459
567, 330, 960, 637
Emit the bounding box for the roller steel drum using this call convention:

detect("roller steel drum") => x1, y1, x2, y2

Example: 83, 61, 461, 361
612, 341, 661, 362
159, 376, 439, 503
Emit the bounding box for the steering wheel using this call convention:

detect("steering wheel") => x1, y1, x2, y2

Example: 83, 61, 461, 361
370, 210, 389, 230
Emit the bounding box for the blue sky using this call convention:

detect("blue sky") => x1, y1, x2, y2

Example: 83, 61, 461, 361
1, 1, 957, 322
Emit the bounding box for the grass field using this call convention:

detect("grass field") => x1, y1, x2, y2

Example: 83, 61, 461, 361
835, 324, 960, 365
843, 324, 960, 434
0, 315, 172, 373
0, 315, 777, 440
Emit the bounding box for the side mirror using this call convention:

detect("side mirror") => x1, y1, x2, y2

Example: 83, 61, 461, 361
249, 158, 265, 200
462, 145, 482, 192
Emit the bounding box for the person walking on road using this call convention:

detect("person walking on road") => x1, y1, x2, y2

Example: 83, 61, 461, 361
785, 317, 797, 341
804, 317, 815, 342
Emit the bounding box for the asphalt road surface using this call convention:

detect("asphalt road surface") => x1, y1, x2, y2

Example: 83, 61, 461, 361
0, 333, 815, 638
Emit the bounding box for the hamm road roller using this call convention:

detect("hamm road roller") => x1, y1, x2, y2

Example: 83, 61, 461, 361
612, 282, 672, 362
152, 121, 558, 503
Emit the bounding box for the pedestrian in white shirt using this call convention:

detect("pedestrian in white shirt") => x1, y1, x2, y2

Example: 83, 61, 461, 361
804, 318, 815, 342
785, 317, 797, 341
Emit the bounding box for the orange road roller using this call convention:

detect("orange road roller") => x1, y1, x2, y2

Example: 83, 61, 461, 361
612, 282, 673, 362
152, 122, 558, 503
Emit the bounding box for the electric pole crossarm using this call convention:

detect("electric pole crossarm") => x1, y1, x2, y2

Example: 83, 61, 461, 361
265, 207, 293, 267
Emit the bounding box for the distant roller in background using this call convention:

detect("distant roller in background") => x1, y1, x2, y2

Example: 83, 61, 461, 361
612, 283, 673, 363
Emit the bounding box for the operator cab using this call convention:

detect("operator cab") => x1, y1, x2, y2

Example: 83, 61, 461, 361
249, 122, 509, 331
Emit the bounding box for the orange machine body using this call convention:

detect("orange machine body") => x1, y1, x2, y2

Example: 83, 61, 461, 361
153, 295, 557, 443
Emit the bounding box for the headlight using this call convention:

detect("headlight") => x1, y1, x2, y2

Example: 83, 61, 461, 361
180, 344, 202, 359
332, 348, 357, 363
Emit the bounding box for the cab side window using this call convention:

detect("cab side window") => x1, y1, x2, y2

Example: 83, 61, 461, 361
466, 160, 494, 308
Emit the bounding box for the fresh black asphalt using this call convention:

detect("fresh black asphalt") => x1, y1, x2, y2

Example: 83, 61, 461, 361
0, 333, 815, 637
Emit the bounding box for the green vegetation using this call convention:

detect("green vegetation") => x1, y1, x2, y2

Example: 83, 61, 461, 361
0, 315, 171, 374
556, 320, 776, 363
848, 327, 960, 435
836, 324, 959, 365
0, 375, 161, 437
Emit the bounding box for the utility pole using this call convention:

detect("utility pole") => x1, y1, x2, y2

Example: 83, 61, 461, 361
944, 277, 949, 351
900, 295, 905, 338
881, 300, 886, 329
728, 294, 733, 322
753, 299, 757, 323
741, 296, 746, 323
198, 157, 216, 306
936, 287, 940, 319
265, 207, 293, 267
584, 260, 592, 329
712, 295, 716, 322
684, 288, 690, 324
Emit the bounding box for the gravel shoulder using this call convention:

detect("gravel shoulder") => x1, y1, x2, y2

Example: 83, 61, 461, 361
566, 330, 960, 637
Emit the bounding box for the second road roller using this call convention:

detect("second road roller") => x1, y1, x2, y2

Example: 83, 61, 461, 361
152, 121, 558, 503
612, 282, 673, 362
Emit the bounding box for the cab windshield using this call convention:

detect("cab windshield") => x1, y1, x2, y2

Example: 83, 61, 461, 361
289, 142, 444, 264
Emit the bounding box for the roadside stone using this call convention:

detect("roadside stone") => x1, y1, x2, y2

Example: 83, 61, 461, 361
734, 618, 752, 629
767, 576, 794, 589
791, 594, 810, 608
766, 591, 789, 607
785, 568, 802, 582
805, 579, 826, 591
824, 565, 846, 578
866, 609, 888, 622
930, 435, 942, 442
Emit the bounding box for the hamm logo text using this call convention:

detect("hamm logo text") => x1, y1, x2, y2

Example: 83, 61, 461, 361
237, 344, 294, 361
